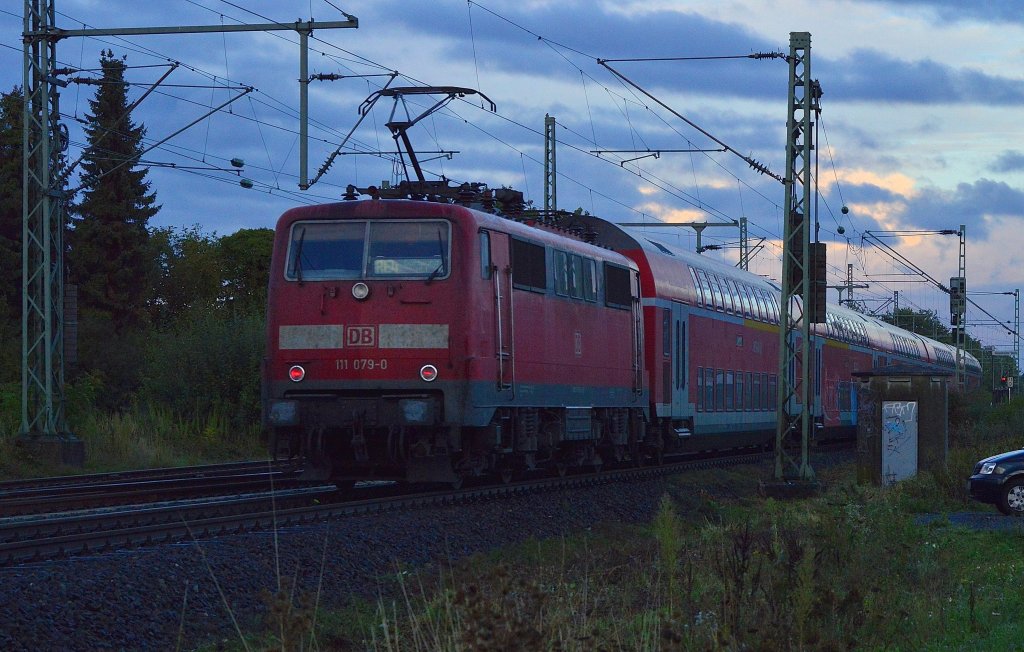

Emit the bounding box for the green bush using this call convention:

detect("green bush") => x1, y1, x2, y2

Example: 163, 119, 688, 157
140, 309, 264, 431
0, 381, 18, 437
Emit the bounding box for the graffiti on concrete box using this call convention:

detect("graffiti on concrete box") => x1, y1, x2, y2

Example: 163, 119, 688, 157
882, 400, 918, 485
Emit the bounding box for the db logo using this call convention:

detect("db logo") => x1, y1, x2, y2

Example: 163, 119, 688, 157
346, 325, 376, 348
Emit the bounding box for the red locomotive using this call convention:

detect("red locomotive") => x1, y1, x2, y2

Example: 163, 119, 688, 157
263, 183, 649, 485
263, 184, 981, 485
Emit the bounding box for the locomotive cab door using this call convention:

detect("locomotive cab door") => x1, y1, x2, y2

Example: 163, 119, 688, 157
485, 230, 515, 394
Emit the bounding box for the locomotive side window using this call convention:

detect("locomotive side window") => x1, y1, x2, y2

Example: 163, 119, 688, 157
570, 255, 584, 298
511, 238, 547, 292
479, 231, 492, 279
554, 251, 569, 295
582, 258, 597, 302
555, 251, 597, 301
604, 263, 632, 309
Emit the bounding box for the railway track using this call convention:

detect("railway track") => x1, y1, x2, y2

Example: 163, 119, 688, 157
0, 459, 298, 492
0, 460, 304, 517
1, 448, 788, 567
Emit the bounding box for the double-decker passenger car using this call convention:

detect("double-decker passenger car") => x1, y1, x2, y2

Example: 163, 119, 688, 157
565, 213, 981, 455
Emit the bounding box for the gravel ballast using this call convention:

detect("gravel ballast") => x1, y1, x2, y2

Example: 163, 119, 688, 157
0, 476, 673, 651
2, 456, 1018, 651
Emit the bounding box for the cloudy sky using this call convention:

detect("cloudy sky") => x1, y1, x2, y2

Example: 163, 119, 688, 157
3, 0, 1023, 356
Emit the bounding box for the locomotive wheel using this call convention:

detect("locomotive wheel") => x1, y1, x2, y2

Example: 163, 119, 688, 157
500, 468, 514, 484
450, 475, 464, 490
556, 462, 568, 477
997, 478, 1024, 516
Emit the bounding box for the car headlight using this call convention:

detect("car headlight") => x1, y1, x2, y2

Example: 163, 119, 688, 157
980, 462, 998, 474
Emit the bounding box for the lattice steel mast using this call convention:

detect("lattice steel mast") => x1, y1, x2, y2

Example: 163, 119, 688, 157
774, 32, 821, 483
544, 114, 556, 212
21, 2, 357, 455
22, 0, 70, 443
954, 224, 967, 389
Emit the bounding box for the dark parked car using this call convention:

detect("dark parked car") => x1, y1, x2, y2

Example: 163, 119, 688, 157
968, 449, 1024, 516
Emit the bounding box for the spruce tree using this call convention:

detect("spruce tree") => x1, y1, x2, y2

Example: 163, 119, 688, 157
69, 50, 160, 333
0, 88, 22, 316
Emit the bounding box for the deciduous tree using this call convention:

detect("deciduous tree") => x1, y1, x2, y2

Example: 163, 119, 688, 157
218, 227, 273, 313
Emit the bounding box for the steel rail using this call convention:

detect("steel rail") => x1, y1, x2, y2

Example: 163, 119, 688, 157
0, 459, 298, 493
0, 448, 811, 566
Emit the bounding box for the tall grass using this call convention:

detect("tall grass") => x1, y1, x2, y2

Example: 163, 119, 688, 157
0, 310, 267, 479
268, 456, 1022, 652
0, 376, 265, 478
69, 401, 265, 473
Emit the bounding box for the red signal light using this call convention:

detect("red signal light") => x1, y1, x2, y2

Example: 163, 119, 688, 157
289, 365, 306, 382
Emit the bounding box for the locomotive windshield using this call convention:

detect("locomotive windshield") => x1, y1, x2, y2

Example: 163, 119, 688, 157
285, 219, 450, 281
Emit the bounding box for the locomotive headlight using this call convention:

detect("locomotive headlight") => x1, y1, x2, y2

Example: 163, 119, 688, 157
399, 398, 432, 424
288, 365, 306, 382
419, 364, 438, 382
352, 282, 370, 300
268, 400, 298, 426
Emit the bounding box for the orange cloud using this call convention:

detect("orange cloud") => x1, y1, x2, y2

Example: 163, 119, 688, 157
828, 169, 918, 197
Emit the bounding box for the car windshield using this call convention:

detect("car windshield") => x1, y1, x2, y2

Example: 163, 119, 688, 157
286, 219, 450, 281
